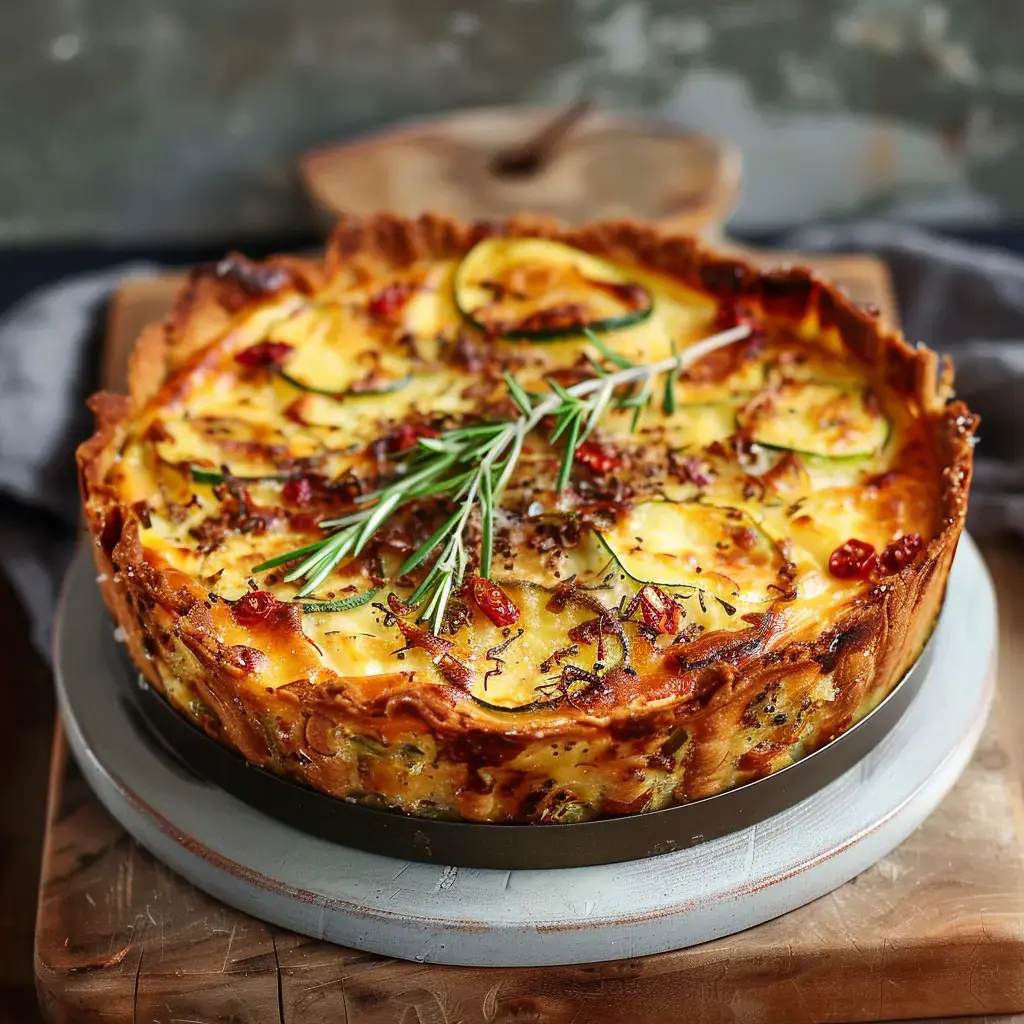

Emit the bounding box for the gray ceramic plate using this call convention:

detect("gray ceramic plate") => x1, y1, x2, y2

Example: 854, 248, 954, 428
124, 605, 936, 869
55, 536, 995, 966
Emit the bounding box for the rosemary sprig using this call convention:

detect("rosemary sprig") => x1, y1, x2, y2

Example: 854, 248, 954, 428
663, 339, 680, 416
252, 322, 750, 633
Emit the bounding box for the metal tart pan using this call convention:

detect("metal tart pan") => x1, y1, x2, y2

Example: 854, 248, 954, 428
54, 538, 995, 965
73, 546, 932, 870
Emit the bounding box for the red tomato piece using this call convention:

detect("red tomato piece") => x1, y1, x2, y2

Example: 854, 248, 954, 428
282, 477, 314, 506
368, 281, 416, 320
232, 590, 279, 626
576, 440, 623, 474
828, 539, 877, 580
879, 533, 923, 574
713, 301, 763, 337
234, 341, 295, 369
466, 576, 520, 627
638, 584, 683, 634
389, 423, 441, 453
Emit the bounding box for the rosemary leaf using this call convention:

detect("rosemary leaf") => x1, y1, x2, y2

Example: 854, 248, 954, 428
409, 563, 442, 606
493, 426, 524, 496
252, 537, 337, 573
556, 412, 583, 493
284, 530, 354, 584
424, 572, 453, 635
548, 405, 581, 444
353, 490, 405, 553
317, 507, 377, 529
504, 372, 534, 416
583, 327, 635, 369
629, 377, 654, 432
663, 338, 679, 416
581, 379, 615, 442
300, 590, 377, 613
411, 469, 477, 500
415, 436, 451, 454
398, 506, 465, 576
545, 377, 575, 403
480, 467, 495, 579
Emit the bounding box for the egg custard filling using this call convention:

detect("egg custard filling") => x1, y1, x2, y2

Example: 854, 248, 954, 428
78, 216, 975, 823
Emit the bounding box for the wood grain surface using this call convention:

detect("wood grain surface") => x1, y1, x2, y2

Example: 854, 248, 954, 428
33, 258, 1024, 1023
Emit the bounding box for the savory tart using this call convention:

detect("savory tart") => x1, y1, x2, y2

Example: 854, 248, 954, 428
78, 214, 976, 824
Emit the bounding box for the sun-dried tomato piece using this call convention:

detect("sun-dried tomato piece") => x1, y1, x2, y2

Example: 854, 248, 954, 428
368, 281, 416, 321
730, 525, 760, 552
828, 539, 877, 580
638, 584, 683, 634
388, 422, 441, 453
576, 440, 623, 474
282, 477, 314, 506
393, 615, 473, 687
713, 301, 763, 338
232, 590, 279, 626
688, 310, 764, 385
879, 533, 923, 575
234, 340, 295, 370
465, 576, 520, 627
669, 452, 713, 486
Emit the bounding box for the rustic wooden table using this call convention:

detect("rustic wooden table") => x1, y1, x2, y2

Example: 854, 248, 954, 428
23, 261, 1024, 1023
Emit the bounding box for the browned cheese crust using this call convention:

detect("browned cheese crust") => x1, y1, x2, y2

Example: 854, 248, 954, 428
77, 214, 977, 823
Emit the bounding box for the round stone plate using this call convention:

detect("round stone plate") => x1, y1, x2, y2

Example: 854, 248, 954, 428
55, 536, 995, 967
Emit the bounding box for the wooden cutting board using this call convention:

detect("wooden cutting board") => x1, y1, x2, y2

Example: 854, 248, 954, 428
34, 256, 1024, 1024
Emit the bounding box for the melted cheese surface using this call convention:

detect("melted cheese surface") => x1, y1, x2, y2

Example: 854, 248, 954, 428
105, 251, 939, 711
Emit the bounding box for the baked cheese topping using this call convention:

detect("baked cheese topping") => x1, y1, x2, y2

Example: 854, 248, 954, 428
102, 239, 939, 715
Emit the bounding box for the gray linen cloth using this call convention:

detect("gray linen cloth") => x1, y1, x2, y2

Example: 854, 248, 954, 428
787, 222, 1024, 538
0, 225, 1020, 658
0, 264, 156, 654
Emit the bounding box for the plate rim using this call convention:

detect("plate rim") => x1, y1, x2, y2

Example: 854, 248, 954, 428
54, 534, 996, 966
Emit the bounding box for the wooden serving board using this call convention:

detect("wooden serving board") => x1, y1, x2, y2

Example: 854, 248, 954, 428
35, 256, 1024, 1023
298, 107, 743, 237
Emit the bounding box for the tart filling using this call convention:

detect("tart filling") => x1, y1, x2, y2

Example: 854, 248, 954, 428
77, 215, 976, 823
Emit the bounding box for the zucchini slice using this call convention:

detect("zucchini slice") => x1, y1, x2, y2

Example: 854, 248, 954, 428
154, 415, 323, 480
268, 301, 417, 396
738, 381, 889, 459
279, 341, 412, 397
189, 466, 291, 486
279, 371, 412, 398
468, 694, 559, 715
186, 443, 362, 487
596, 501, 782, 605
454, 238, 653, 341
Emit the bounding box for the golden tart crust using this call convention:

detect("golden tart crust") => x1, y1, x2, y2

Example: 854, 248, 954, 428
77, 214, 977, 823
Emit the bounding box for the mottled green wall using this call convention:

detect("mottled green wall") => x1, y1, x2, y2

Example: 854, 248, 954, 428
2, 0, 1021, 241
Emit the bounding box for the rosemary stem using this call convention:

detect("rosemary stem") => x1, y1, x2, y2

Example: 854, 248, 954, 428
501, 322, 753, 448
563, 322, 752, 410
254, 321, 751, 619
